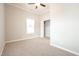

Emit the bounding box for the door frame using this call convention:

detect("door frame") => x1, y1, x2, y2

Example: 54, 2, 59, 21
40, 19, 50, 38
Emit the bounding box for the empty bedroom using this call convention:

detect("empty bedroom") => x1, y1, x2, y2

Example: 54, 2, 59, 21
0, 3, 79, 56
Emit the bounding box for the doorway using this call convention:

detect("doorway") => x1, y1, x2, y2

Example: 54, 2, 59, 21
44, 20, 50, 38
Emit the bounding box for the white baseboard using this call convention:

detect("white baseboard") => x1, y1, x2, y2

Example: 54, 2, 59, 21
0, 43, 5, 56
6, 36, 39, 43
6, 38, 26, 43
50, 43, 79, 56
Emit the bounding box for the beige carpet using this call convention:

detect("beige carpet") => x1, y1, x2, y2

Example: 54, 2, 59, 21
2, 37, 76, 56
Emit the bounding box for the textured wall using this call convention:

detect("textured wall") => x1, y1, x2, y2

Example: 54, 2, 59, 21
50, 3, 79, 54
0, 4, 5, 55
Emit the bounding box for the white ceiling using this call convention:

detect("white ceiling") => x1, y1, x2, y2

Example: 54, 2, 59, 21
8, 3, 49, 15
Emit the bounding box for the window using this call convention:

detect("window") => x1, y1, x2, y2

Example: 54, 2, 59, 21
26, 18, 34, 34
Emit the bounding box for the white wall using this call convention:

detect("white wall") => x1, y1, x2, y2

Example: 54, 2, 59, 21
50, 3, 79, 54
0, 4, 5, 55
5, 4, 40, 42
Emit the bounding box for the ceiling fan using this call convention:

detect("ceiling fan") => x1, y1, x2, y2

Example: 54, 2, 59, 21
28, 3, 46, 9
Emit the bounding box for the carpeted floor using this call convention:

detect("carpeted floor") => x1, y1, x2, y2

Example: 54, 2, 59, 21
2, 37, 76, 56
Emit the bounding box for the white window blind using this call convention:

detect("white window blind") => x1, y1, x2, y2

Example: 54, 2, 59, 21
26, 18, 34, 34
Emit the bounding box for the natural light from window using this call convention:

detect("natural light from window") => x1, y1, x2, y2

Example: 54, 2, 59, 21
26, 18, 34, 34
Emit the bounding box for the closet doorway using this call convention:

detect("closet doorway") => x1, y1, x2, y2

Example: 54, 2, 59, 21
44, 20, 50, 38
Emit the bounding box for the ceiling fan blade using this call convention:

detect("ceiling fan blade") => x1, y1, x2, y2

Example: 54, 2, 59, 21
28, 3, 35, 4
40, 4, 46, 7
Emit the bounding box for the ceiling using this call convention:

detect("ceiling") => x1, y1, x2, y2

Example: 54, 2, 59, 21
8, 3, 49, 15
